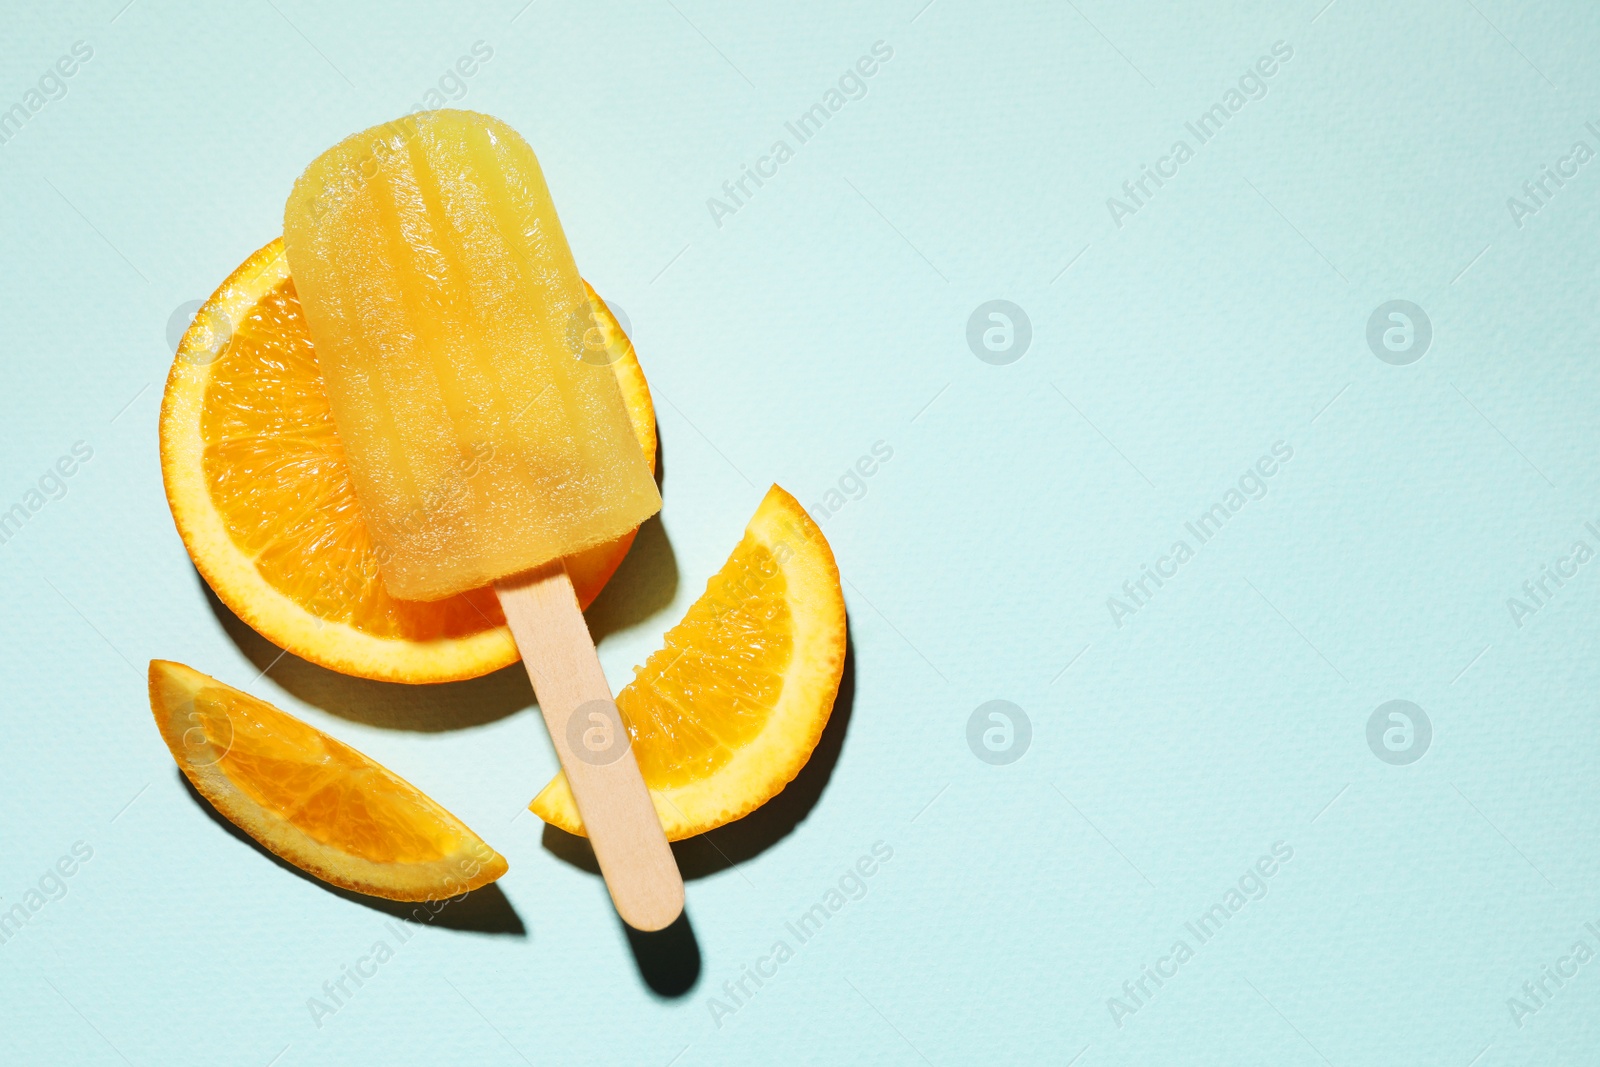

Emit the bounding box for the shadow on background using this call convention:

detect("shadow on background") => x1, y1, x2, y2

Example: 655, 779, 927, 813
621, 910, 701, 998
201, 575, 533, 732
177, 770, 527, 936
590, 429, 677, 642
198, 519, 679, 733
540, 622, 856, 882
587, 515, 679, 644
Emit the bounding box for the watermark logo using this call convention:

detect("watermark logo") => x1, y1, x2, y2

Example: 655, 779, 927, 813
0, 41, 93, 150
707, 842, 893, 1029
1107, 440, 1294, 629
167, 299, 234, 365
805, 440, 893, 524
166, 300, 203, 354
706, 41, 895, 231
0, 440, 94, 549
177, 691, 235, 769
566, 699, 630, 766
1366, 300, 1431, 365
1506, 521, 1600, 629
966, 300, 1031, 365
1506, 124, 1599, 230
306, 839, 500, 1029
1366, 699, 1431, 765
966, 700, 1031, 764
1104, 41, 1294, 229
302, 42, 495, 226
1106, 842, 1294, 1029
565, 299, 631, 366
1508, 922, 1600, 1030
0, 840, 94, 949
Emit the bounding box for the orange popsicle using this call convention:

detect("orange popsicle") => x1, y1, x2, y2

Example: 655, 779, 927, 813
284, 110, 682, 930
283, 109, 660, 602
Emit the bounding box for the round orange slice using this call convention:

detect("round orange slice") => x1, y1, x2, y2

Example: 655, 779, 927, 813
531, 486, 846, 841
160, 238, 655, 684
160, 239, 656, 684
150, 659, 507, 900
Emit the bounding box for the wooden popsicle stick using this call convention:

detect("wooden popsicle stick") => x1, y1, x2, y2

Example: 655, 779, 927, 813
494, 559, 684, 931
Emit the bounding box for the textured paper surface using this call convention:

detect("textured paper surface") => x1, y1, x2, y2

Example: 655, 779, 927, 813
2, 1, 1598, 1063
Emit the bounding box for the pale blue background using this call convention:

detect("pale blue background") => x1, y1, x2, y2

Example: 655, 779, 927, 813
3, 0, 1599, 1063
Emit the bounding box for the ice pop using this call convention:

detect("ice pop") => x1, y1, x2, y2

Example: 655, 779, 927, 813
283, 110, 682, 930
283, 110, 660, 603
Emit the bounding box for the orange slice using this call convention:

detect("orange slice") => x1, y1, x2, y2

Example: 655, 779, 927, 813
531, 486, 846, 840
150, 659, 506, 900
159, 238, 655, 683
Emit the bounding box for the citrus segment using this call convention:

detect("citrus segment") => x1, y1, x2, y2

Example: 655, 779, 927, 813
160, 238, 655, 683
151, 659, 506, 900
531, 486, 846, 841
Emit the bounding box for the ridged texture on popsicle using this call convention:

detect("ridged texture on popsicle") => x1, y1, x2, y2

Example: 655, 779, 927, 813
283, 110, 660, 601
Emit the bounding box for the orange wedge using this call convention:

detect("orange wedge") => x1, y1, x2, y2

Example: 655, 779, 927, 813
159, 238, 655, 683
531, 486, 846, 840
151, 659, 506, 900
